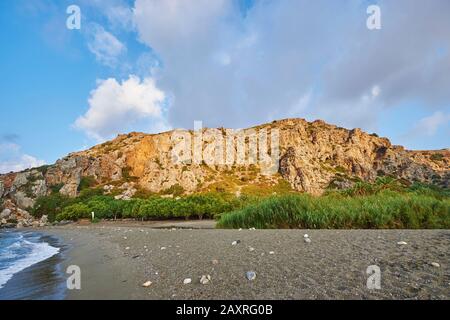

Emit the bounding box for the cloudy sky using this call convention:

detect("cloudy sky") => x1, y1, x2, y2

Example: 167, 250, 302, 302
0, 0, 449, 173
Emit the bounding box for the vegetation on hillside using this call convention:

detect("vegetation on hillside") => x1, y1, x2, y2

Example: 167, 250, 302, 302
31, 177, 449, 229
31, 190, 254, 222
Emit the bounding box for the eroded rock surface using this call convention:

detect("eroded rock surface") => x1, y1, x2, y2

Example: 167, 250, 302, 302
0, 118, 448, 224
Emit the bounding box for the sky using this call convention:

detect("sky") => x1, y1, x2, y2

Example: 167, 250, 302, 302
0, 0, 449, 173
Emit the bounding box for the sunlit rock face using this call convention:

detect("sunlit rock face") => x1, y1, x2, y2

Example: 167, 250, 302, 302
0, 118, 448, 206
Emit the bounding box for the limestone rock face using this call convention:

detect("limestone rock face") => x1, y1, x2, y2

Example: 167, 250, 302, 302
13, 191, 35, 210
0, 208, 11, 219
0, 199, 35, 228
0, 118, 448, 209
59, 169, 82, 197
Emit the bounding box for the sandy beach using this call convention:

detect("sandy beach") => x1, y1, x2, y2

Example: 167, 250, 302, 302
16, 221, 445, 300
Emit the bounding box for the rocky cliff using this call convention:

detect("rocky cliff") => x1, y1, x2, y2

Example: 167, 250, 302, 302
0, 118, 448, 227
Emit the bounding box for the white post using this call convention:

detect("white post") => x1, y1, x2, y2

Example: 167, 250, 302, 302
91, 212, 95, 221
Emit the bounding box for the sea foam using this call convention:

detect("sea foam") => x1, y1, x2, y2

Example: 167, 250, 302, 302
0, 234, 60, 289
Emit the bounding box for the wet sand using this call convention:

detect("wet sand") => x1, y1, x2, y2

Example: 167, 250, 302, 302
36, 222, 450, 300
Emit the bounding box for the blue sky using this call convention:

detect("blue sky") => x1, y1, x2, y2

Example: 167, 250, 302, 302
0, 0, 449, 173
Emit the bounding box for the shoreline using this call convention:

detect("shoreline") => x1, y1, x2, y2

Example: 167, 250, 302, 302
1, 222, 449, 300
39, 224, 450, 300
0, 231, 67, 300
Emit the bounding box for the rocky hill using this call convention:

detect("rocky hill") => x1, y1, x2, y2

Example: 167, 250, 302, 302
0, 118, 448, 227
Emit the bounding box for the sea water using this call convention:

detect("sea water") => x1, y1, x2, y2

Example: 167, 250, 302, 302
0, 230, 61, 298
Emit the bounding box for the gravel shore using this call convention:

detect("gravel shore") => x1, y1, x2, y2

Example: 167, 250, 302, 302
40, 222, 449, 300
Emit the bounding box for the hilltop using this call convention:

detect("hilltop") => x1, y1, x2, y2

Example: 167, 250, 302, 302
0, 118, 448, 227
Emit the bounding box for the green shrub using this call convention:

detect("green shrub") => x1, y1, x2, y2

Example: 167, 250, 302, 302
50, 183, 64, 194
408, 182, 450, 199
430, 153, 444, 161
78, 176, 97, 191
161, 184, 185, 197
40, 176, 450, 228
217, 192, 450, 229
36, 165, 51, 175
56, 203, 91, 221
32, 193, 72, 222
333, 176, 404, 197
78, 187, 103, 199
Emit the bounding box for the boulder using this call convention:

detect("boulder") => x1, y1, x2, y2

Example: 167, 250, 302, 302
17, 208, 32, 220
40, 215, 49, 224
13, 191, 35, 209
200, 275, 211, 285
0, 208, 11, 219
246, 271, 257, 281
12, 172, 30, 190
103, 185, 114, 194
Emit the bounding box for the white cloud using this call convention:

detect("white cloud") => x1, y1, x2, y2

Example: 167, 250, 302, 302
413, 111, 450, 137
287, 92, 312, 117
106, 5, 135, 31
371, 86, 381, 98
133, 0, 229, 55
74, 75, 167, 141
131, 0, 450, 134
0, 143, 46, 174
86, 23, 126, 67
78, 0, 135, 31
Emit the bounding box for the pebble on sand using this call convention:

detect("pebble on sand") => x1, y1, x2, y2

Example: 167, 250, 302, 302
269, 251, 275, 255
161, 246, 167, 250
125, 247, 130, 250
304, 234, 309, 238
212, 259, 219, 265
431, 262, 440, 268
183, 278, 192, 285
397, 241, 408, 245
232, 240, 241, 246
246, 271, 257, 281
200, 275, 211, 285
304, 237, 311, 243
142, 281, 152, 287
248, 247, 255, 252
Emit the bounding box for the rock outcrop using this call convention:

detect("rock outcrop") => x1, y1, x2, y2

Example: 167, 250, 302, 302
0, 118, 448, 228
